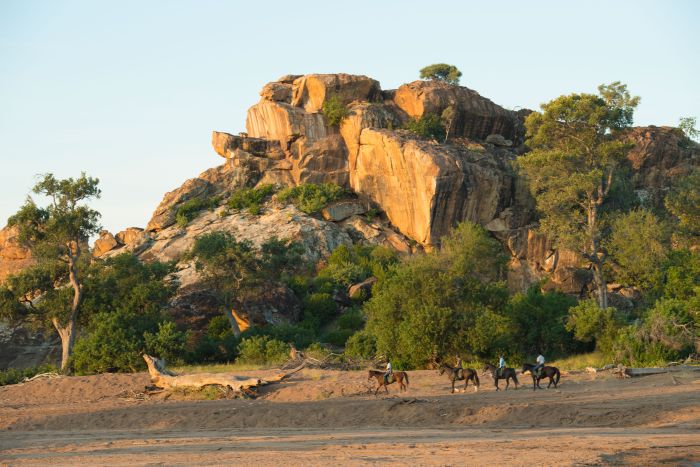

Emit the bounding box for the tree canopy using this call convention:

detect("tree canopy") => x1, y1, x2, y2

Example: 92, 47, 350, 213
517, 82, 640, 309
1, 173, 101, 370
419, 63, 462, 85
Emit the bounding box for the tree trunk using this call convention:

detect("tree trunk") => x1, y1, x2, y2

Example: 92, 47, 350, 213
53, 317, 76, 371
592, 262, 608, 309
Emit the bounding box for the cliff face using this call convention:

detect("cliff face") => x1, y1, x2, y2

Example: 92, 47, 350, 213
1, 73, 699, 368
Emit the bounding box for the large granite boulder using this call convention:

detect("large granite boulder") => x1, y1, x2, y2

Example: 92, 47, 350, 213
0, 225, 34, 283
246, 99, 328, 151
291, 74, 381, 112
92, 230, 119, 257
351, 129, 515, 246
393, 80, 522, 142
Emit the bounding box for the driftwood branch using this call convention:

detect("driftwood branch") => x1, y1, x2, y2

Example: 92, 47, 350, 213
142, 354, 304, 392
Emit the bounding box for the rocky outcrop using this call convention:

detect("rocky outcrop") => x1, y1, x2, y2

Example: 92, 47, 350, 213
352, 129, 516, 245
290, 74, 381, 112
0, 225, 33, 283
622, 126, 700, 207
92, 230, 118, 257
322, 201, 366, 222
393, 80, 522, 143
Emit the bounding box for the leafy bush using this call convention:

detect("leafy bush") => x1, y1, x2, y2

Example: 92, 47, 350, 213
71, 308, 187, 374
336, 308, 365, 332
277, 183, 344, 214
0, 364, 57, 386
322, 95, 350, 127
323, 329, 354, 346
344, 331, 377, 359
317, 244, 398, 288
404, 114, 445, 141
227, 184, 277, 215
302, 292, 337, 329
565, 300, 620, 355
612, 298, 697, 366
175, 196, 219, 227
507, 286, 579, 357
237, 335, 289, 365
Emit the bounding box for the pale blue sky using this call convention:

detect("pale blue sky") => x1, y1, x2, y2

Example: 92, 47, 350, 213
1, 0, 698, 233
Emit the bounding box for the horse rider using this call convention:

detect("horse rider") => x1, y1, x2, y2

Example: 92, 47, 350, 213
498, 355, 506, 377
533, 353, 545, 378
456, 356, 463, 378
384, 361, 393, 384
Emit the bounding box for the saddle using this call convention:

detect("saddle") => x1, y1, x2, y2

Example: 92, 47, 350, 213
456, 368, 464, 380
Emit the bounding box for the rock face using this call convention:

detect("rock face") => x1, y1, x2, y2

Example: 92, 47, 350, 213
352, 129, 515, 245
290, 74, 381, 112
393, 80, 523, 143
622, 126, 700, 207
92, 230, 118, 258
0, 225, 33, 283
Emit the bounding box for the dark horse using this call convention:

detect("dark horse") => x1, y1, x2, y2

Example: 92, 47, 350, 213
521, 363, 561, 390
483, 363, 519, 390
367, 369, 409, 395
438, 363, 480, 393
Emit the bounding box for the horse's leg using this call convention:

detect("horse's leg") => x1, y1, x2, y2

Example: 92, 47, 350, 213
494, 377, 499, 391
451, 378, 456, 394
374, 381, 381, 396
532, 375, 537, 391
385, 382, 389, 394
505, 377, 510, 390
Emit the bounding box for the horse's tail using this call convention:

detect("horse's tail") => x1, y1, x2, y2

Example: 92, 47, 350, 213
555, 368, 560, 385
403, 371, 409, 386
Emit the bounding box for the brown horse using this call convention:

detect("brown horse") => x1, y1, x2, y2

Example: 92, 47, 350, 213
438, 363, 480, 393
521, 363, 561, 390
367, 369, 409, 395
483, 362, 519, 390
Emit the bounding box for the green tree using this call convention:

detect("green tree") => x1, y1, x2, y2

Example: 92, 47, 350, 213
364, 223, 509, 367
419, 63, 462, 85
1, 173, 101, 370
517, 82, 640, 308
322, 95, 350, 127
566, 299, 620, 355
606, 209, 670, 291
507, 286, 578, 357
189, 232, 302, 336
678, 116, 698, 141
441, 105, 457, 143
665, 168, 700, 242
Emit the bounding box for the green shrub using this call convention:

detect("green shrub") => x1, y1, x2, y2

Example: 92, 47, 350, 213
175, 196, 219, 227
404, 114, 445, 141
227, 184, 277, 215
0, 364, 57, 386
237, 335, 289, 365
565, 300, 621, 355
419, 63, 462, 85
277, 183, 344, 214
323, 329, 354, 346
322, 95, 350, 127
302, 292, 337, 329
71, 308, 187, 374
337, 308, 365, 331
344, 331, 376, 359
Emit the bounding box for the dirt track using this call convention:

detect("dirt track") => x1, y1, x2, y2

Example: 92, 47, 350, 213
1, 368, 699, 465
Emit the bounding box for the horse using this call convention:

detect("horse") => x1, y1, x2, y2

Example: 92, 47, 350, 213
367, 369, 409, 395
521, 363, 561, 390
482, 362, 519, 390
438, 363, 480, 393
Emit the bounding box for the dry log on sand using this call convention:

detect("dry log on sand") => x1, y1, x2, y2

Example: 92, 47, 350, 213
624, 365, 700, 377
142, 354, 303, 392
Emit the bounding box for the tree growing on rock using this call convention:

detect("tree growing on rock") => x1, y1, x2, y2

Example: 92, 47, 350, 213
441, 105, 457, 143
517, 82, 640, 309
0, 173, 101, 370
189, 231, 303, 336
419, 63, 462, 85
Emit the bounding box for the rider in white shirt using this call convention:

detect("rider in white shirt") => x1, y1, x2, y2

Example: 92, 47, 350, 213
498, 355, 506, 377
534, 354, 545, 377
384, 362, 393, 384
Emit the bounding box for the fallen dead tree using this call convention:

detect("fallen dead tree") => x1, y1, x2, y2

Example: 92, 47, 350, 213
624, 365, 700, 377
143, 354, 304, 394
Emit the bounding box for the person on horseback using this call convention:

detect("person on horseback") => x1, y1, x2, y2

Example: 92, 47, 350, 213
498, 355, 506, 378
533, 354, 545, 378
384, 361, 393, 384
456, 356, 463, 379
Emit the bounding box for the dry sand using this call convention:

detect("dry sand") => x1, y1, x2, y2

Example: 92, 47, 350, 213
1, 367, 699, 465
